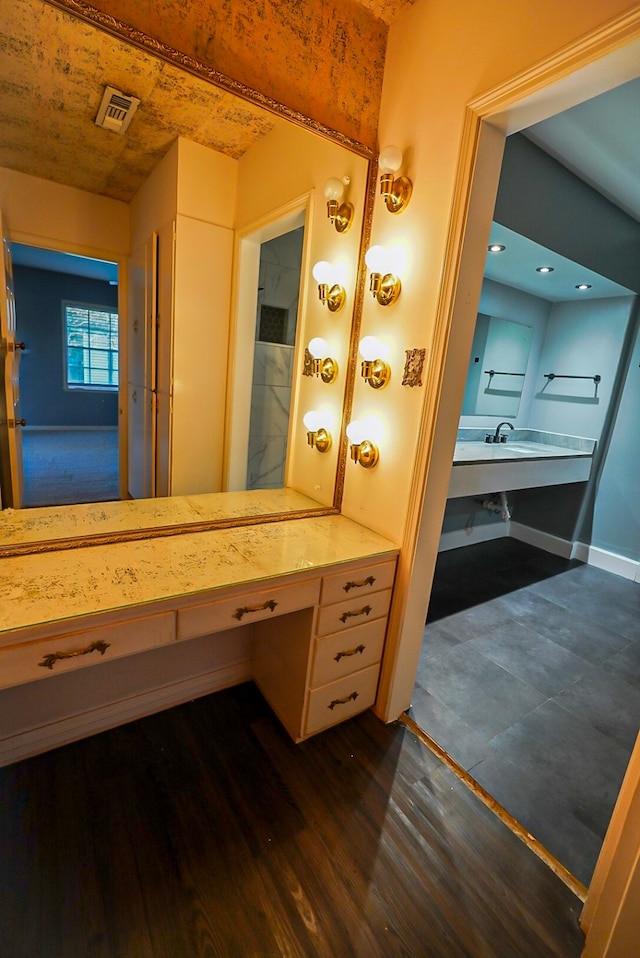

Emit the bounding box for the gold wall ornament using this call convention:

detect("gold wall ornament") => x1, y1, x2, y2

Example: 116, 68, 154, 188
402, 348, 427, 387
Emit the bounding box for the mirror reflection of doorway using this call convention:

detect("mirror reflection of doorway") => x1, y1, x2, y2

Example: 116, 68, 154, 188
247, 226, 304, 490
11, 244, 120, 508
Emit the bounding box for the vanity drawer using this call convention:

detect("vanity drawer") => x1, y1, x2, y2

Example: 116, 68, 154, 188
0, 612, 175, 690
177, 579, 319, 641
320, 559, 396, 607
315, 588, 392, 637
304, 665, 380, 736
310, 618, 387, 688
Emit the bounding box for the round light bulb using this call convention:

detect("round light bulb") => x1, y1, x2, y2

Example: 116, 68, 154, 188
359, 336, 381, 361
379, 145, 403, 174
303, 410, 323, 432
308, 337, 328, 359
346, 419, 367, 445
324, 177, 345, 201
365, 245, 387, 274
312, 260, 333, 284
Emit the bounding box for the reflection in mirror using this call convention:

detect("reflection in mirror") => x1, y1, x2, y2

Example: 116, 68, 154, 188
461, 315, 533, 417
0, 0, 372, 553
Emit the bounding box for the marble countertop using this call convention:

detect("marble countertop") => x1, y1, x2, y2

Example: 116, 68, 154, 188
0, 514, 398, 636
454, 429, 596, 464
0, 488, 324, 551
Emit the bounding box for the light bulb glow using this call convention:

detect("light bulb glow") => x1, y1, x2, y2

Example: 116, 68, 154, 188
379, 145, 403, 174
303, 410, 323, 432
312, 261, 333, 284
308, 337, 328, 359
346, 420, 367, 445
365, 245, 387, 274
359, 336, 381, 361
324, 177, 345, 201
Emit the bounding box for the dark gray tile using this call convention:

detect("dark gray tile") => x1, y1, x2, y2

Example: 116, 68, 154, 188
469, 750, 603, 886
603, 640, 640, 690
418, 622, 463, 668
498, 589, 630, 664
417, 645, 546, 739
484, 701, 630, 841
467, 621, 595, 696
407, 685, 490, 769
432, 600, 515, 642
533, 585, 638, 641
553, 670, 640, 751
561, 565, 640, 612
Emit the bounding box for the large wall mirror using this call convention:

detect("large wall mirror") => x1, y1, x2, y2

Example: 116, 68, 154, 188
0, 0, 373, 555
461, 314, 533, 418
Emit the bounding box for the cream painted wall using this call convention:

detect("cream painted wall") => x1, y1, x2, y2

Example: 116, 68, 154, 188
0, 166, 128, 258
231, 121, 369, 506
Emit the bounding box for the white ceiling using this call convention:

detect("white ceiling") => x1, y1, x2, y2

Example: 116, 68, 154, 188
484, 76, 639, 302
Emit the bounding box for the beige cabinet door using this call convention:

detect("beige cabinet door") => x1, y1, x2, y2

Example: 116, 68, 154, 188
0, 212, 24, 508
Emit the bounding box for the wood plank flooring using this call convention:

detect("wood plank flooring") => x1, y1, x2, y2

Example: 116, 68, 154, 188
0, 683, 585, 957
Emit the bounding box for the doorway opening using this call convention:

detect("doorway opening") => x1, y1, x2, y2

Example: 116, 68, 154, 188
409, 58, 640, 893
247, 225, 305, 490
12, 243, 120, 508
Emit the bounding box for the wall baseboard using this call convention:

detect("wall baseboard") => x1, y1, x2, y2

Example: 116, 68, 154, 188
573, 542, 640, 581
0, 659, 253, 768
509, 522, 574, 558
439, 521, 509, 552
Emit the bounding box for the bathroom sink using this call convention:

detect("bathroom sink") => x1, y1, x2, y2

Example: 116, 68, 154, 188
449, 433, 595, 498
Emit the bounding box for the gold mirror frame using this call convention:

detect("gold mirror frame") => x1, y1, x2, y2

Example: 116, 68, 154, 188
0, 0, 377, 558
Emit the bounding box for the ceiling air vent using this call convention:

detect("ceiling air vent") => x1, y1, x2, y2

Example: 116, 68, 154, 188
95, 85, 141, 135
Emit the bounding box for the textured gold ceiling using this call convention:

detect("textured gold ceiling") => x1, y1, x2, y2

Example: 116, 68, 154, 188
0, 0, 281, 202
354, 0, 417, 25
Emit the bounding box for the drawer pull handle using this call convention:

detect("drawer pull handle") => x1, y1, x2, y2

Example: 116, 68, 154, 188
343, 575, 375, 593
38, 639, 111, 670
339, 605, 372, 624
328, 691, 359, 711
232, 599, 278, 621
334, 644, 366, 663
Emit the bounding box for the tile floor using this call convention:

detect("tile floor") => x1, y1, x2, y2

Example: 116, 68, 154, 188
407, 537, 640, 887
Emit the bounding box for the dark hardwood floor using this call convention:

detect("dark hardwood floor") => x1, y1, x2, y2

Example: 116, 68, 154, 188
0, 683, 585, 957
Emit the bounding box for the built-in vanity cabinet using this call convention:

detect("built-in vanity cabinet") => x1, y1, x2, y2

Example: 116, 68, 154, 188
0, 515, 398, 765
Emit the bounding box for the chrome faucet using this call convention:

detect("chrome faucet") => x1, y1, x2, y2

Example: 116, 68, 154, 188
492, 421, 514, 443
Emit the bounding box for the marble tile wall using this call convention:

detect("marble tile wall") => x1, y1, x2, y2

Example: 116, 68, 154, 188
247, 344, 294, 489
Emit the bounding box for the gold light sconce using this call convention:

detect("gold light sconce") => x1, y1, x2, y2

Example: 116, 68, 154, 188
379, 145, 412, 214
312, 261, 346, 312
303, 410, 332, 453
346, 418, 380, 469
307, 337, 338, 383
324, 177, 354, 233
365, 246, 401, 307
359, 336, 390, 389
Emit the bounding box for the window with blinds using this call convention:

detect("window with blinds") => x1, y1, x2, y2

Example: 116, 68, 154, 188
63, 302, 119, 390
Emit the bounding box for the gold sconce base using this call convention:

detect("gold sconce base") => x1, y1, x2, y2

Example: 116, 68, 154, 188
370, 273, 401, 307
333, 202, 354, 233
350, 440, 379, 468
361, 358, 390, 389
326, 283, 346, 312
307, 428, 332, 453
382, 175, 413, 214
318, 357, 338, 384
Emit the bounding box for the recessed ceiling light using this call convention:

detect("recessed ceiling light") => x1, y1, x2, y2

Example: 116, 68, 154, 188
575, 283, 592, 290
488, 243, 505, 253
536, 266, 554, 273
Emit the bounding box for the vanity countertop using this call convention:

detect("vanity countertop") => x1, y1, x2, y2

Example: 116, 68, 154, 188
0, 488, 324, 551
0, 514, 398, 636
454, 428, 596, 463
